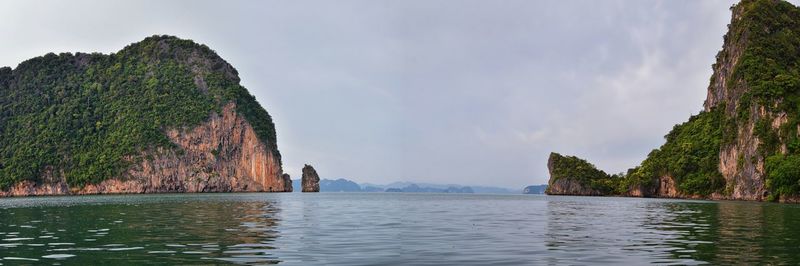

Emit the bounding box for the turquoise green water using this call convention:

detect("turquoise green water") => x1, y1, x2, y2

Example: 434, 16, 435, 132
0, 193, 799, 265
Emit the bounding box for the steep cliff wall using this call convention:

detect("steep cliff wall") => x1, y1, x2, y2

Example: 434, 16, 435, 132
699, 0, 800, 201
705, 1, 768, 201
1, 103, 289, 196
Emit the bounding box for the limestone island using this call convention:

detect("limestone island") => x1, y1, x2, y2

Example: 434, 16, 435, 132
0, 35, 293, 196
546, 0, 800, 203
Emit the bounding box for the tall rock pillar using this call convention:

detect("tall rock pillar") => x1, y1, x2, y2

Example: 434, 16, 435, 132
301, 164, 320, 192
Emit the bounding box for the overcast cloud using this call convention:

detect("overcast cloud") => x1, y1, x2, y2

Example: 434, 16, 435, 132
3, 0, 794, 188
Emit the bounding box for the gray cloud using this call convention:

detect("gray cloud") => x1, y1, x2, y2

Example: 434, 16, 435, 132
3, 0, 794, 188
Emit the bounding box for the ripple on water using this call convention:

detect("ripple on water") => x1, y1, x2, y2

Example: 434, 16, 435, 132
147, 251, 176, 254
213, 256, 280, 264
223, 249, 273, 254
2, 238, 33, 241
229, 243, 272, 248
48, 243, 75, 246
42, 254, 75, 259
3, 257, 38, 262
182, 251, 211, 254
108, 247, 144, 251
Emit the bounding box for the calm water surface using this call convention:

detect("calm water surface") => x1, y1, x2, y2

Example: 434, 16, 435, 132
0, 193, 799, 265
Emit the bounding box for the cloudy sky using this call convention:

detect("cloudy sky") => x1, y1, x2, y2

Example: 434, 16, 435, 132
3, 0, 795, 188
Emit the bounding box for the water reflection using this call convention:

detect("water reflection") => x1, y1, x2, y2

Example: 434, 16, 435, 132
0, 195, 283, 265
712, 202, 800, 264
3, 194, 800, 265
648, 201, 800, 264
545, 197, 800, 265
639, 202, 720, 264
542, 197, 690, 264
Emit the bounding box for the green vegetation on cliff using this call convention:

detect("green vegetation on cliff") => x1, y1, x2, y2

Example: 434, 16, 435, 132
766, 154, 800, 197
547, 152, 619, 194
731, 0, 800, 199
0, 35, 280, 189
548, 109, 726, 197
548, 0, 800, 200
626, 108, 726, 196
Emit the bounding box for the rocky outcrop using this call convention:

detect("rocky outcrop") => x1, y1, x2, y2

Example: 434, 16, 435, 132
282, 174, 293, 192
654, 175, 681, 198
301, 164, 320, 192
0, 102, 290, 196
545, 152, 614, 196
545, 178, 603, 196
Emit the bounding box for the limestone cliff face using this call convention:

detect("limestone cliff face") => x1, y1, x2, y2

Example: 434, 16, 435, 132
624, 175, 696, 199
634, 0, 787, 201
545, 178, 602, 196
301, 164, 320, 192
703, 3, 769, 201
0, 103, 289, 196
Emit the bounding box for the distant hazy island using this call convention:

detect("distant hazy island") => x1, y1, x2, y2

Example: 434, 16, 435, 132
290, 178, 535, 194
523, 185, 547, 194
547, 0, 800, 203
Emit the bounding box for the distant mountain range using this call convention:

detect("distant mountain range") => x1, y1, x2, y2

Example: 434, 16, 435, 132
363, 181, 522, 194
293, 178, 527, 194
319, 178, 362, 192
384, 184, 474, 193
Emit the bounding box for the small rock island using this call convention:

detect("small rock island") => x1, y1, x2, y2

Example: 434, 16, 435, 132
301, 164, 320, 192
545, 153, 612, 196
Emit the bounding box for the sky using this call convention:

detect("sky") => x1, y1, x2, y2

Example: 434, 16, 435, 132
3, 0, 796, 189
